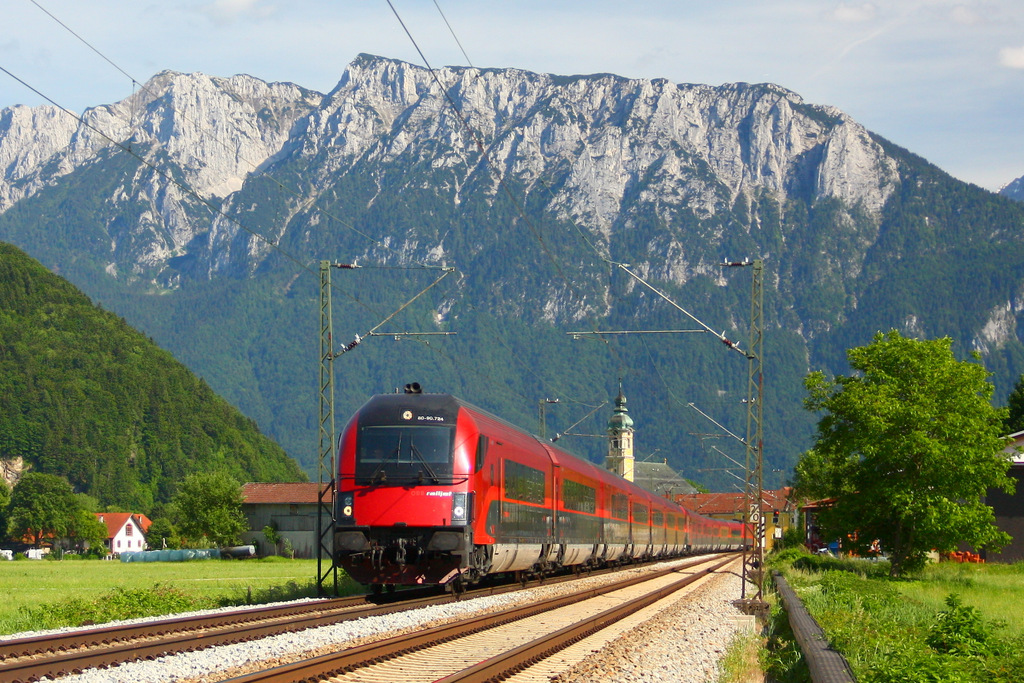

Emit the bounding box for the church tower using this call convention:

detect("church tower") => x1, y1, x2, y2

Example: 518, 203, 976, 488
606, 384, 635, 481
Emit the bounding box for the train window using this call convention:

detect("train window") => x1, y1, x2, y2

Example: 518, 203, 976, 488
355, 425, 454, 485
611, 493, 629, 520
475, 435, 489, 472
667, 514, 675, 529
652, 511, 663, 527
505, 460, 545, 505
632, 503, 649, 524
562, 479, 597, 514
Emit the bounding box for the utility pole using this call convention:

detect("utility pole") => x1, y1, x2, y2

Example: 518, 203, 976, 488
538, 398, 559, 439
317, 260, 347, 596
724, 258, 767, 614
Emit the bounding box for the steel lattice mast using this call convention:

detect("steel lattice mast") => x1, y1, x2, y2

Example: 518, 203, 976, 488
740, 259, 765, 605
317, 260, 339, 596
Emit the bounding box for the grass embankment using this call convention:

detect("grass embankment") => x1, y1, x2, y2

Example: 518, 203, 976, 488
764, 548, 1024, 682
0, 557, 361, 636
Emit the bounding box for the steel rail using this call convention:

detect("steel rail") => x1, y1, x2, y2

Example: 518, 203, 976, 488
435, 555, 736, 682
222, 554, 738, 682
0, 591, 440, 683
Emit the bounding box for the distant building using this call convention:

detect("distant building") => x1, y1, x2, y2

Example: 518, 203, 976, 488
982, 431, 1024, 562
631, 459, 699, 498
96, 513, 152, 556
240, 482, 322, 558
676, 488, 797, 551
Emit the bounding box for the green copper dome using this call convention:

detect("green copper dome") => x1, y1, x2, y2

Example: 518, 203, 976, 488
607, 386, 634, 432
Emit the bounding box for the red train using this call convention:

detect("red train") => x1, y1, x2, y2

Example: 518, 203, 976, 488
334, 386, 748, 588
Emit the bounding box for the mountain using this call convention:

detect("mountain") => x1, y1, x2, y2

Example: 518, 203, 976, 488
1002, 176, 1024, 202
2, 54, 1024, 490
0, 242, 306, 511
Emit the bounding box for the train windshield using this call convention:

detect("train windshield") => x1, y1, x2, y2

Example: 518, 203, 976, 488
355, 425, 455, 485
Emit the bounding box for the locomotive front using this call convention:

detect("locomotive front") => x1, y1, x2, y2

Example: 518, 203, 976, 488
334, 389, 477, 587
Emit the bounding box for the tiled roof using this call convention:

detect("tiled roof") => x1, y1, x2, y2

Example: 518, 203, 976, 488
95, 512, 152, 538
241, 482, 322, 505
675, 487, 794, 515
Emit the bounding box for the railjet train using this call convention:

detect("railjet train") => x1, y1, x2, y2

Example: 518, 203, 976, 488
334, 386, 749, 588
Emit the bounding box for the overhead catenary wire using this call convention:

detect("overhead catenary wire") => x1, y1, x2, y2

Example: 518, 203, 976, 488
412, 2, 750, 415
389, 0, 633, 381
25, 0, 435, 270
0, 63, 452, 335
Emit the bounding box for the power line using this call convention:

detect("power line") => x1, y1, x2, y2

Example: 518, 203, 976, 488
432, 0, 474, 67
388, 0, 632, 383
25, 0, 435, 269
0, 63, 453, 334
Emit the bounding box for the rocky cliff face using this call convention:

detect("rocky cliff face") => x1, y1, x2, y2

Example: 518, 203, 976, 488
0, 72, 321, 280
1, 55, 897, 292
1002, 175, 1024, 202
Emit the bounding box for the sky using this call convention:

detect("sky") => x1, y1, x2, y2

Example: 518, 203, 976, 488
1, 0, 1022, 191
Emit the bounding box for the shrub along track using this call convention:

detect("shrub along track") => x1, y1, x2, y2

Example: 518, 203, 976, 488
0, 555, 733, 683
220, 555, 737, 683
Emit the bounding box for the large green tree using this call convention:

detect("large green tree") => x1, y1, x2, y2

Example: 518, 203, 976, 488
795, 331, 1014, 576
7, 472, 78, 546
172, 471, 248, 547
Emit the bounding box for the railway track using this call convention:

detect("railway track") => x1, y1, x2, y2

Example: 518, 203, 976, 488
0, 588, 438, 682
0, 555, 731, 682
221, 554, 738, 683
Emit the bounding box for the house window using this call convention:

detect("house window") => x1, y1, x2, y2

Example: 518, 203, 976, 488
126, 524, 133, 536
117, 540, 121, 549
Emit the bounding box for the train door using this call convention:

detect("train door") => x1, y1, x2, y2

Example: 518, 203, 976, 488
631, 501, 651, 558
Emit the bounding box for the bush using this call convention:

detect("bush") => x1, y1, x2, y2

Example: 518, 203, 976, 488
769, 545, 812, 567
792, 553, 890, 579
926, 594, 991, 656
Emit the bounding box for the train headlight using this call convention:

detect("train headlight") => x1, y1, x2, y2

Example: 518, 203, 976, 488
340, 494, 354, 520
451, 492, 468, 523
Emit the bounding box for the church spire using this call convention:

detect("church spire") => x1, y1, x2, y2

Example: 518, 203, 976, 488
606, 381, 635, 481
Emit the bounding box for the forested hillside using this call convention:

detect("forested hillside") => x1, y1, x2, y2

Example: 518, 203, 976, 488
0, 243, 305, 511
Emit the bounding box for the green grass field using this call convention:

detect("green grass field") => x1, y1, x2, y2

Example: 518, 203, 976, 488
899, 561, 1024, 632
767, 550, 1024, 682
0, 557, 359, 636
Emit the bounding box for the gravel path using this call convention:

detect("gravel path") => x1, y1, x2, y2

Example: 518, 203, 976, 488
37, 557, 753, 683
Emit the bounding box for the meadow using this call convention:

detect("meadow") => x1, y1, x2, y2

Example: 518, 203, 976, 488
766, 549, 1024, 683
0, 557, 359, 636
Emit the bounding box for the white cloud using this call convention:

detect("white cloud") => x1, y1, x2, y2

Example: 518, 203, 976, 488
834, 3, 877, 23
1000, 46, 1024, 69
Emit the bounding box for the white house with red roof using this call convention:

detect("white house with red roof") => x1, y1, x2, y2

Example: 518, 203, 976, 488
95, 512, 152, 557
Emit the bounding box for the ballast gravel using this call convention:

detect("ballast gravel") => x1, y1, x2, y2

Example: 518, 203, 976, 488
552, 568, 753, 683
35, 558, 753, 683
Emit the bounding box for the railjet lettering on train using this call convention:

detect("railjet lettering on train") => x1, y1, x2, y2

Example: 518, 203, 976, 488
334, 387, 750, 591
